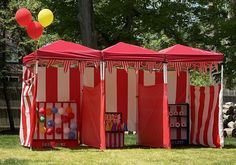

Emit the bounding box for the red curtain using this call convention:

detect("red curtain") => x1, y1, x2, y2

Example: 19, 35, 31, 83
138, 83, 170, 148
81, 82, 105, 149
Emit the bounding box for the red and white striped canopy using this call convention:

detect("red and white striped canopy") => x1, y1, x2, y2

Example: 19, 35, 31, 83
102, 42, 164, 62
159, 44, 224, 62
23, 40, 101, 64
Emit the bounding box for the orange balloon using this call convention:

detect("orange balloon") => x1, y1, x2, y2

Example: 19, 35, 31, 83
66, 106, 72, 114
46, 108, 52, 116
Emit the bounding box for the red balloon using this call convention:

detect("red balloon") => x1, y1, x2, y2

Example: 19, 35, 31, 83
68, 112, 75, 119
15, 8, 32, 27
62, 115, 70, 123
26, 21, 43, 40
39, 107, 46, 116
56, 128, 63, 134
47, 128, 54, 135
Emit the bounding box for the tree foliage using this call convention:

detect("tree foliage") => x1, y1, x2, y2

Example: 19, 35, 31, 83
1, 0, 236, 87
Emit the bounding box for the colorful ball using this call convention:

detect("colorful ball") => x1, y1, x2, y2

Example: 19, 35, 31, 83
46, 108, 52, 116
39, 107, 46, 116
58, 107, 65, 115
47, 128, 54, 135
52, 107, 58, 114
39, 116, 45, 123
63, 127, 70, 134
54, 116, 62, 125
39, 126, 46, 134
56, 128, 63, 134
70, 122, 77, 130
66, 106, 72, 114
47, 120, 55, 127
68, 131, 76, 139
68, 112, 75, 119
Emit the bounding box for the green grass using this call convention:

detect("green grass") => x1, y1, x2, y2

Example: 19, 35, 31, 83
0, 135, 235, 165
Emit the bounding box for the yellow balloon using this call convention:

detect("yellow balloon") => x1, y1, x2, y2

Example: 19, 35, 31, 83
39, 126, 47, 134
38, 9, 54, 27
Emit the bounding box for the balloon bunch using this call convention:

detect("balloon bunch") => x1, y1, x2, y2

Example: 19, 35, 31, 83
15, 8, 54, 40
38, 105, 76, 139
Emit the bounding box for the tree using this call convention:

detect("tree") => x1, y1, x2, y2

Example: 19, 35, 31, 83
78, 0, 97, 48
0, 0, 15, 131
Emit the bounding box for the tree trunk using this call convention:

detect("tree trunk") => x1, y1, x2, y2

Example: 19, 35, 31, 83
78, 0, 97, 48
2, 74, 15, 131
0, 0, 15, 131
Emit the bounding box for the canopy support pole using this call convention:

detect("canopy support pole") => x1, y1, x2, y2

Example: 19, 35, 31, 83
99, 61, 106, 150
163, 63, 167, 84
219, 64, 224, 148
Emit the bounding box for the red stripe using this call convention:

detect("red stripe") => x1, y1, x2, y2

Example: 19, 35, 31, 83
69, 68, 80, 141
53, 103, 55, 140
176, 106, 181, 139
203, 86, 214, 146
138, 70, 144, 85
94, 67, 100, 87
70, 68, 80, 102
28, 76, 37, 146
155, 72, 163, 84
190, 86, 195, 143
46, 68, 58, 102
213, 85, 221, 147
117, 69, 128, 124
196, 87, 205, 144
176, 72, 187, 103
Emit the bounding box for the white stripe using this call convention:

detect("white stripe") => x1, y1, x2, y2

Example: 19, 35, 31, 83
207, 85, 218, 147
219, 86, 224, 147
83, 67, 94, 87
219, 65, 224, 147
106, 68, 117, 112
167, 71, 177, 104
193, 87, 200, 144
63, 103, 69, 139
144, 71, 155, 86
128, 69, 137, 131
70, 103, 77, 139
24, 95, 31, 146
199, 87, 210, 145
37, 67, 46, 102
58, 67, 70, 101
20, 67, 25, 145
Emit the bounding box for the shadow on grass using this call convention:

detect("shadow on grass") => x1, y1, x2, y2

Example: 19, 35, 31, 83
0, 129, 19, 135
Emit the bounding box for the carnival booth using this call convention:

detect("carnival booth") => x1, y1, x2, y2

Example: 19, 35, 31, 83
20, 40, 106, 149
20, 40, 224, 149
158, 44, 224, 147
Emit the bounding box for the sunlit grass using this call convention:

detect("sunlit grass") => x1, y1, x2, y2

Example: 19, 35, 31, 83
0, 135, 235, 165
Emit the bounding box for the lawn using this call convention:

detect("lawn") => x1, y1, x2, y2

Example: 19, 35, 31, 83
0, 135, 235, 165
